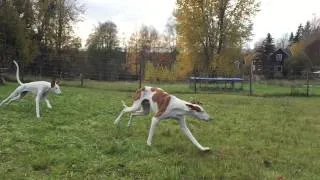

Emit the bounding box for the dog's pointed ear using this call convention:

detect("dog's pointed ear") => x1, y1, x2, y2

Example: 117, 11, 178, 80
133, 87, 145, 100
186, 104, 202, 112
51, 78, 56, 88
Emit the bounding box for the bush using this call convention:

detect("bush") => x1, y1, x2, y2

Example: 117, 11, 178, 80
284, 53, 310, 77
144, 62, 179, 82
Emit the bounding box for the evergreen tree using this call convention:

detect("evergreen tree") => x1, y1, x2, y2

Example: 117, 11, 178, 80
262, 33, 275, 78
288, 32, 295, 46
293, 24, 304, 42
264, 33, 276, 55
254, 33, 276, 78
302, 21, 311, 39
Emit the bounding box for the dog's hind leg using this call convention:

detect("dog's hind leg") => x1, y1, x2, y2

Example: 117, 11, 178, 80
128, 110, 148, 127
128, 100, 150, 127
0, 88, 21, 106
5, 94, 21, 105
178, 116, 210, 151
114, 100, 142, 124
0, 97, 10, 106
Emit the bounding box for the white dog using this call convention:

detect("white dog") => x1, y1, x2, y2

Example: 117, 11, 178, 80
0, 60, 61, 118
114, 86, 212, 151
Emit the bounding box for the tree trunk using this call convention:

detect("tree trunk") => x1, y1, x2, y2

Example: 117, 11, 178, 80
217, 0, 229, 54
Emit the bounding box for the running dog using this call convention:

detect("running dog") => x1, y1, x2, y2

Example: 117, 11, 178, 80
114, 86, 212, 151
0, 60, 61, 118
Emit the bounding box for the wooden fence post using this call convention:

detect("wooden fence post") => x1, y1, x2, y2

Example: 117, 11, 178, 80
80, 73, 84, 87
306, 71, 310, 96
249, 63, 253, 96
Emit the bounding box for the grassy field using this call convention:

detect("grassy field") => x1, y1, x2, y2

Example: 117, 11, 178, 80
0, 83, 320, 179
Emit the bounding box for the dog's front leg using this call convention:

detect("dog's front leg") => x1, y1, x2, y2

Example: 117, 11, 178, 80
35, 94, 41, 118
147, 117, 160, 146
179, 116, 210, 151
44, 97, 52, 109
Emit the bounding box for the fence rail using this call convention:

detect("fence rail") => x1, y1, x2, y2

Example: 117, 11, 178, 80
1, 55, 320, 97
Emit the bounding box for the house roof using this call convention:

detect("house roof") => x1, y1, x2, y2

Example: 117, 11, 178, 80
266, 48, 292, 61
282, 48, 292, 56
272, 48, 292, 56
268, 48, 292, 57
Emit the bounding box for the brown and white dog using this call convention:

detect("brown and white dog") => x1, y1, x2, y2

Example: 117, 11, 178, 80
114, 86, 212, 151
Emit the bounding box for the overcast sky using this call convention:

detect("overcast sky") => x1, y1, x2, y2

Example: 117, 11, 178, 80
74, 0, 320, 48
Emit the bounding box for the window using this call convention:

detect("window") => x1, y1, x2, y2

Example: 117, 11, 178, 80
276, 54, 283, 61
274, 65, 282, 72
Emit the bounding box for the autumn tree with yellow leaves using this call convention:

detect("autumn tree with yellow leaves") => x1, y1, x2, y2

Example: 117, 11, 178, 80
175, 0, 260, 77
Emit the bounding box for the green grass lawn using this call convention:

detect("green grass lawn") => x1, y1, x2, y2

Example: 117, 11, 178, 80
0, 83, 319, 179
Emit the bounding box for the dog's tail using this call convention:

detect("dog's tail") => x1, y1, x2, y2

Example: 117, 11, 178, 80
13, 60, 23, 85
121, 100, 128, 108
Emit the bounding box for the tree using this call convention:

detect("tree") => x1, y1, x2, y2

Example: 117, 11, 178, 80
293, 24, 304, 43
305, 39, 320, 67
0, 1, 38, 72
302, 21, 312, 39
276, 33, 289, 49
252, 39, 264, 74
126, 32, 140, 76
126, 25, 162, 79
164, 17, 177, 52
0, 0, 86, 79
175, 0, 260, 73
86, 21, 123, 80
254, 33, 275, 78
289, 32, 295, 45
262, 33, 275, 77
283, 16, 320, 76
86, 21, 119, 50
54, 0, 85, 52
264, 33, 275, 55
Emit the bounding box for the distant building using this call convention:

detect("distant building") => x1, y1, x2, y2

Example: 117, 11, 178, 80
266, 48, 292, 77
253, 48, 292, 78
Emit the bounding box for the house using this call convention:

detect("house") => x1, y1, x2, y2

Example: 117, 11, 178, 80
252, 48, 292, 78
263, 48, 292, 78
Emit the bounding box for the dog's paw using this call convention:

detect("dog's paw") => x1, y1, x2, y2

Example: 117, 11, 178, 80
147, 141, 152, 146
47, 105, 52, 109
201, 147, 211, 152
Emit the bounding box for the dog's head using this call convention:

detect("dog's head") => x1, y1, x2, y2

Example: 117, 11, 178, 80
133, 87, 145, 101
186, 103, 211, 121
51, 79, 62, 94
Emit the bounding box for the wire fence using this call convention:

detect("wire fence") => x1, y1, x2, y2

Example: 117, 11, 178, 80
1, 53, 320, 97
